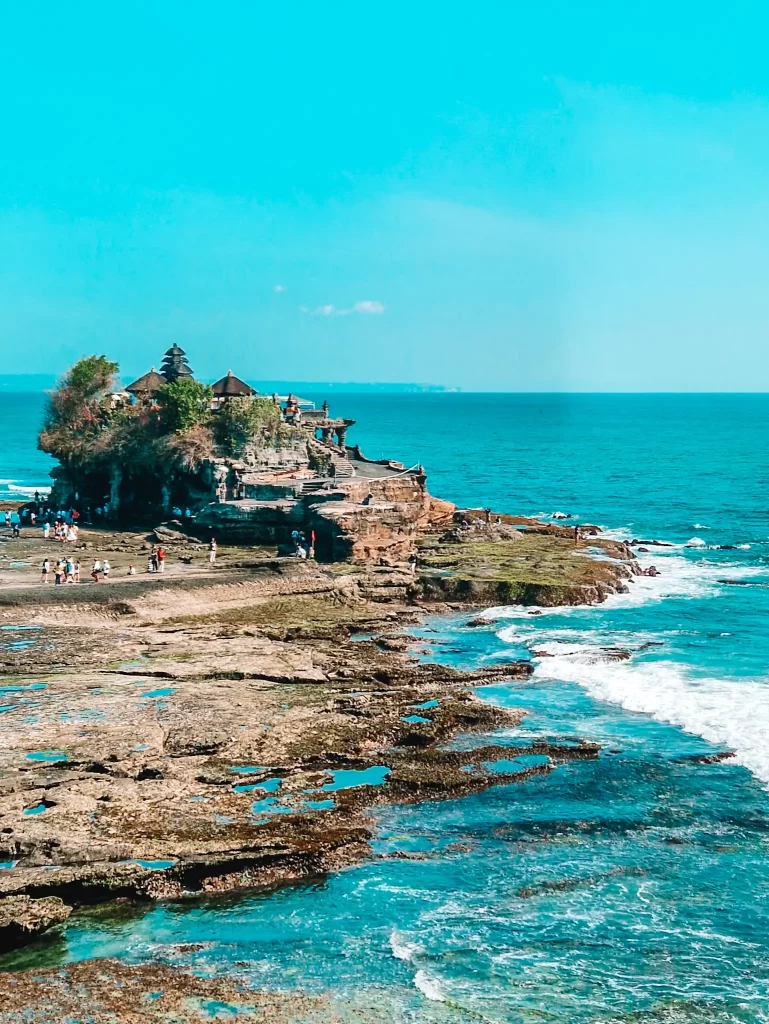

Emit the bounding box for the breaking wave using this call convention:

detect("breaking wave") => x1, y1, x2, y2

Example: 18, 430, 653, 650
532, 652, 769, 787
413, 969, 446, 1001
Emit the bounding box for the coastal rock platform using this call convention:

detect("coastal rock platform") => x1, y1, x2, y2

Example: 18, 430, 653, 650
0, 520, 636, 958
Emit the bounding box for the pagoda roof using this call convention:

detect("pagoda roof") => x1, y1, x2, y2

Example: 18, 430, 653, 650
212, 370, 256, 397
126, 368, 167, 394
164, 344, 187, 356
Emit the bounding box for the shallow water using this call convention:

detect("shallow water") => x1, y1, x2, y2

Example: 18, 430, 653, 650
4, 392, 769, 1019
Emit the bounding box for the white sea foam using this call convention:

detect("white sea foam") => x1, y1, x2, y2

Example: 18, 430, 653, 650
532, 653, 769, 786
489, 548, 769, 785
6, 483, 50, 496
414, 969, 446, 1001
686, 537, 707, 548
389, 929, 420, 962
693, 523, 710, 530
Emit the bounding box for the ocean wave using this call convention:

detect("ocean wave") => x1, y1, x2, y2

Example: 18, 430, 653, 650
532, 652, 769, 786
4, 483, 51, 495
414, 969, 446, 1001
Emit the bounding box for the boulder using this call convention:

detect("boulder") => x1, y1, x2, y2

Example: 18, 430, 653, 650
152, 522, 199, 544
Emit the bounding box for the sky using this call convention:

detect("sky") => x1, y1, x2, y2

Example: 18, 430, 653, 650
1, 2, 769, 390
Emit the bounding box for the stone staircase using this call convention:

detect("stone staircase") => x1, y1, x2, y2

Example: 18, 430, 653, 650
308, 438, 355, 483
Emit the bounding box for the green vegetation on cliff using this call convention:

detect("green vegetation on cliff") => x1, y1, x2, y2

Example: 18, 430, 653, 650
38, 356, 282, 509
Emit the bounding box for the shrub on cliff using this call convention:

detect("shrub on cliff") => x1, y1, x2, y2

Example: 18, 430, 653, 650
38, 355, 120, 466
213, 396, 281, 456
157, 379, 213, 433
160, 424, 216, 471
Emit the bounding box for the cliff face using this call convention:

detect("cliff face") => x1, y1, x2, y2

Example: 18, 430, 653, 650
307, 477, 455, 563
195, 471, 455, 564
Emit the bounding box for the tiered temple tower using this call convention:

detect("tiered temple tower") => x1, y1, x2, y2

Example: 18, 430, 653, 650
160, 344, 194, 383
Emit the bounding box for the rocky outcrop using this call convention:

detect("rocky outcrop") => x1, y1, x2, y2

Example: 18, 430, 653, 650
0, 895, 71, 952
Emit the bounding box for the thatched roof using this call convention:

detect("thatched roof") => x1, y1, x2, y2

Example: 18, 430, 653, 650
126, 368, 167, 395
212, 370, 255, 397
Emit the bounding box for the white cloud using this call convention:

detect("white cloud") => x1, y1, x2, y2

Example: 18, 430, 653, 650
274, 283, 286, 293
353, 299, 385, 314
306, 299, 386, 317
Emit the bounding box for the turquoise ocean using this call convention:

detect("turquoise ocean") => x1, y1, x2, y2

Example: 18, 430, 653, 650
3, 391, 769, 1021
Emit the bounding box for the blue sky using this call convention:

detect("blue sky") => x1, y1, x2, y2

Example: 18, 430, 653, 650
2, 2, 769, 390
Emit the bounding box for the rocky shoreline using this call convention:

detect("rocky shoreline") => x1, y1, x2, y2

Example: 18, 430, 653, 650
0, 512, 638, 1017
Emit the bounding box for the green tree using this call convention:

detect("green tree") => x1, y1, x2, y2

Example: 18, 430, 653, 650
38, 355, 120, 465
214, 396, 280, 456
157, 379, 213, 433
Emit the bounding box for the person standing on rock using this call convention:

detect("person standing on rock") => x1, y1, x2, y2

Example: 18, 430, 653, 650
42, 520, 50, 541
408, 550, 419, 575
91, 558, 101, 583
157, 547, 165, 573
102, 558, 111, 579
209, 537, 217, 564
40, 558, 50, 583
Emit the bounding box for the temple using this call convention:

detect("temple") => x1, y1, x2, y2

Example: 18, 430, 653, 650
49, 346, 452, 563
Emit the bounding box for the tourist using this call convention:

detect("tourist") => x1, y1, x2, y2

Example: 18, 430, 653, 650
147, 554, 155, 573
127, 562, 136, 576
102, 558, 111, 579
296, 544, 307, 559
74, 560, 81, 583
66, 525, 76, 544
30, 510, 36, 525
157, 547, 165, 573
65, 558, 74, 583
574, 525, 580, 545
485, 507, 491, 524
408, 550, 419, 575
3, 512, 9, 528
40, 558, 50, 583
54, 559, 64, 586
209, 537, 217, 564
91, 558, 102, 582
34, 490, 40, 505
42, 521, 50, 540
